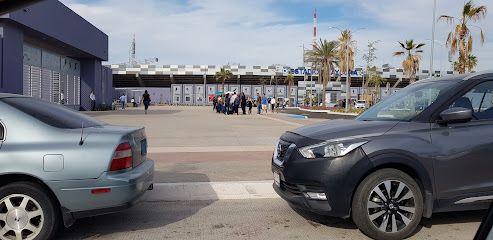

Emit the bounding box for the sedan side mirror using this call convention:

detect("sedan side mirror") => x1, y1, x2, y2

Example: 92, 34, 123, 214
439, 107, 472, 124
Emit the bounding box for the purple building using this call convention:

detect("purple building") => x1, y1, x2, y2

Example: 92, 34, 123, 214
0, 0, 113, 110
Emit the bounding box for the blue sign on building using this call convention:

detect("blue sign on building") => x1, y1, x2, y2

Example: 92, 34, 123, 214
284, 68, 359, 76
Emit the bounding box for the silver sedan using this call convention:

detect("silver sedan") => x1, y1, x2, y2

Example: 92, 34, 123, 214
0, 93, 154, 239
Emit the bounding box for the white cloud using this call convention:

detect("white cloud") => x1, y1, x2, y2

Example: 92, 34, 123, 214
60, 0, 492, 72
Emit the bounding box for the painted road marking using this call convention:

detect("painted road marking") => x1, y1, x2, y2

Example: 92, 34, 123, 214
142, 181, 280, 201
286, 115, 308, 119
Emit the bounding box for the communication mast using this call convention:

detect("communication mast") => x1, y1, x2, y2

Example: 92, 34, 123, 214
117, 34, 159, 66
313, 8, 317, 50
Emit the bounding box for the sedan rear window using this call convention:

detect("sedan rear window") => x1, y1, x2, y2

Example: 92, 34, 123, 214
2, 98, 105, 129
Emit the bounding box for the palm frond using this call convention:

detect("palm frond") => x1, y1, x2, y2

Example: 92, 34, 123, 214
451, 38, 458, 54
481, 28, 485, 45
446, 32, 453, 47
467, 35, 473, 53
416, 43, 426, 49
393, 51, 405, 56
469, 5, 487, 21
438, 15, 456, 24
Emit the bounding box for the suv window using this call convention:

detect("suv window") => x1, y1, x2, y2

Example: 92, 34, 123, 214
1, 98, 105, 129
0, 122, 4, 140
449, 81, 493, 120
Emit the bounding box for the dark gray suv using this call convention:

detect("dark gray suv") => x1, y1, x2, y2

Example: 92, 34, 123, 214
272, 71, 493, 240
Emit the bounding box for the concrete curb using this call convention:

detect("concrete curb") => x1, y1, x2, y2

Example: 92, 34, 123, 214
297, 107, 359, 116
142, 181, 280, 201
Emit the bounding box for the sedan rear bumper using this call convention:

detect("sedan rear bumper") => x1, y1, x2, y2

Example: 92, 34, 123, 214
46, 159, 154, 225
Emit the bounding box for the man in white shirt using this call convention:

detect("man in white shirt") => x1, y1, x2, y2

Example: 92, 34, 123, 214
270, 97, 276, 113
119, 94, 127, 109
60, 90, 66, 104
90, 91, 96, 111
230, 92, 237, 108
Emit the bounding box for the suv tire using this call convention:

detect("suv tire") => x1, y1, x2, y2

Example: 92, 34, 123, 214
352, 169, 423, 240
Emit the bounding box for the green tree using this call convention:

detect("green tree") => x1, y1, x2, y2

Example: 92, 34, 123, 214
366, 68, 387, 105
453, 54, 478, 72
306, 38, 340, 108
466, 54, 478, 72
259, 77, 267, 86
284, 72, 295, 107
393, 40, 425, 83
214, 68, 233, 92
439, 0, 487, 74
338, 30, 357, 110
362, 40, 380, 95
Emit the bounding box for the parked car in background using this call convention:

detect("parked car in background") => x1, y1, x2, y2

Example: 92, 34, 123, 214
0, 94, 154, 239
272, 71, 493, 239
354, 100, 367, 109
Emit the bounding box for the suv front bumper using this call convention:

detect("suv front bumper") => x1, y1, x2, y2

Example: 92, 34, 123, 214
272, 146, 373, 218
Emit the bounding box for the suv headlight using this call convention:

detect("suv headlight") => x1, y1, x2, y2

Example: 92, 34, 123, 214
298, 139, 368, 159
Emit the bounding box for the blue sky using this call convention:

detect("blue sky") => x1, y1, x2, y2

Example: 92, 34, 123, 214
60, 0, 492, 72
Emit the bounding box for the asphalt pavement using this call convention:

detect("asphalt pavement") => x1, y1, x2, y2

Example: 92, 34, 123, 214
55, 199, 485, 240
72, 105, 485, 240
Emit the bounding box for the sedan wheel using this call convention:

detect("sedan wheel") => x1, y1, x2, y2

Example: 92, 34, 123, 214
0, 182, 58, 240
352, 169, 423, 240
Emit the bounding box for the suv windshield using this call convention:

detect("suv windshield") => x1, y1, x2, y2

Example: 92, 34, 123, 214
357, 80, 459, 121
2, 97, 105, 129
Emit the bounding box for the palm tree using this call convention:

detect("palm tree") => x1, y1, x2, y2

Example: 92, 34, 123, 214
466, 54, 478, 72
284, 72, 295, 107
306, 38, 340, 107
259, 77, 267, 86
393, 40, 425, 83
338, 30, 357, 109
214, 68, 233, 92
452, 61, 460, 72
439, 0, 487, 74
453, 54, 478, 72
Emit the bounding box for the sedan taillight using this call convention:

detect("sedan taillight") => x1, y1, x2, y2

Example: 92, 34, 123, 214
110, 142, 132, 171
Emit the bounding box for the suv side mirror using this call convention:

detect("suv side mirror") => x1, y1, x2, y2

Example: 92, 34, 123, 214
439, 107, 472, 124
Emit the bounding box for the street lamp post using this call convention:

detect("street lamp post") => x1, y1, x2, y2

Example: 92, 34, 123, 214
427, 39, 444, 76
430, 0, 437, 77
329, 26, 366, 112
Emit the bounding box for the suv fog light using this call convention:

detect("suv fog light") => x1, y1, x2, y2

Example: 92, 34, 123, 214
305, 192, 327, 200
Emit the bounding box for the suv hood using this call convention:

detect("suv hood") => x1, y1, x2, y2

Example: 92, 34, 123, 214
289, 120, 399, 141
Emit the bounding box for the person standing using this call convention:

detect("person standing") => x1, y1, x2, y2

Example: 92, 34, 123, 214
225, 93, 231, 115
119, 94, 127, 109
140, 90, 151, 114
60, 90, 66, 105
233, 93, 240, 115
270, 97, 276, 113
247, 96, 253, 114
90, 90, 96, 111
262, 94, 268, 114
256, 93, 262, 114
212, 96, 217, 111
217, 95, 222, 113
240, 92, 247, 115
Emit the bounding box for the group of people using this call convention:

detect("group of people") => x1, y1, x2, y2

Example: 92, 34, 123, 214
213, 92, 251, 115
212, 92, 286, 115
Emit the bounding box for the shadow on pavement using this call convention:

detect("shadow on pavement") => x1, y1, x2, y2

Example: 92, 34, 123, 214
54, 173, 216, 239
288, 205, 358, 230
291, 204, 484, 238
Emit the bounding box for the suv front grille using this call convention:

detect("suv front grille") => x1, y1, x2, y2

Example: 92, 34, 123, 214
277, 142, 290, 161
273, 140, 296, 166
